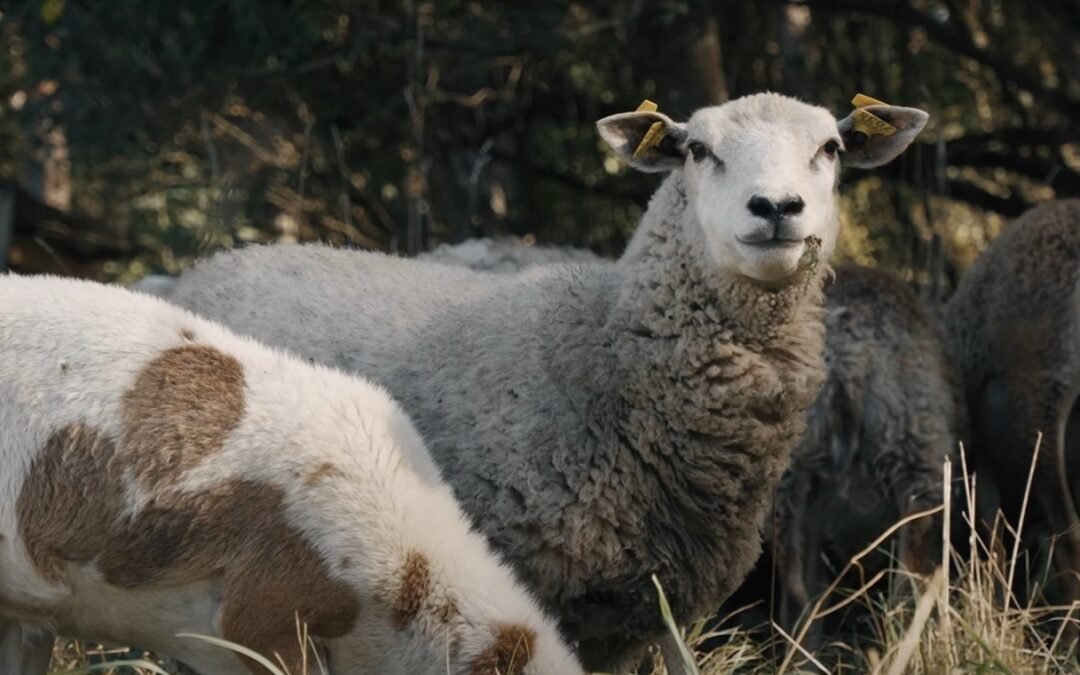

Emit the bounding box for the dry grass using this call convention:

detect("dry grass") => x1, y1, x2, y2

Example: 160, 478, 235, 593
49, 445, 1080, 675
641, 443, 1080, 675
49, 640, 169, 674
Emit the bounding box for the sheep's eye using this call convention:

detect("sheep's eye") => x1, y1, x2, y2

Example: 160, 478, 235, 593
822, 139, 840, 158
688, 141, 710, 161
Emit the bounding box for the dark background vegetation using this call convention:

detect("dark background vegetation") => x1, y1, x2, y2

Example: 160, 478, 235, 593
0, 0, 1076, 291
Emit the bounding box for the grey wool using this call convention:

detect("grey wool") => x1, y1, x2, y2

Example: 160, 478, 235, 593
945, 199, 1080, 608
170, 93, 928, 670
772, 265, 963, 639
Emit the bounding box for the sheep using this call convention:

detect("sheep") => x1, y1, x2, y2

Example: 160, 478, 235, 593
768, 265, 962, 642
168, 92, 929, 671
419, 236, 601, 272
128, 273, 179, 298
945, 199, 1080, 611
0, 274, 584, 675
123, 238, 593, 303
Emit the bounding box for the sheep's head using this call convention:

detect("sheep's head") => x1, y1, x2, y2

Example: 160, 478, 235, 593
598, 93, 929, 284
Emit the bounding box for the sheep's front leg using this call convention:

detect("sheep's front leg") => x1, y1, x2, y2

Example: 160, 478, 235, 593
0, 621, 53, 675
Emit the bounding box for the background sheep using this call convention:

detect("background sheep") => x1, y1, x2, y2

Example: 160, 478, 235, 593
0, 274, 583, 675
168, 93, 928, 671
419, 236, 601, 272
123, 237, 595, 300
128, 273, 179, 298
769, 265, 963, 643
945, 199, 1080, 610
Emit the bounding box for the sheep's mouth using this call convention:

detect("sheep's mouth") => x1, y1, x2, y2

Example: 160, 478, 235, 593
736, 237, 804, 249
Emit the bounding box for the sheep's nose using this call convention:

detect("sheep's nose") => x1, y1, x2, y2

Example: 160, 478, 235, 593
747, 195, 805, 223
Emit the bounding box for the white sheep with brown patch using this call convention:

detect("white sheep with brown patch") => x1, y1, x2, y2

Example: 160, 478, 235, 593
0, 274, 584, 675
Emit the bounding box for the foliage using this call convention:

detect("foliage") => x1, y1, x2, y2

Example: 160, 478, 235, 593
1, 1, 1076, 282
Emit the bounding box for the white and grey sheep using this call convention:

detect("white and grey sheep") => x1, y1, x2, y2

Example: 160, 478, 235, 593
0, 274, 583, 675
168, 92, 929, 670
769, 264, 962, 641
945, 198, 1080, 609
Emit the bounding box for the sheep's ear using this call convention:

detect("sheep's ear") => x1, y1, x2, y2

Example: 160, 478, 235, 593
837, 104, 929, 169
596, 111, 688, 173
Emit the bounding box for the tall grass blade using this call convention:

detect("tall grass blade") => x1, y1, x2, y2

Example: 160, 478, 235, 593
176, 633, 286, 675
651, 574, 702, 675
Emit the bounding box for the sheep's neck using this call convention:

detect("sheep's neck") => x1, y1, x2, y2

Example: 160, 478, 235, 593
611, 177, 827, 407
524, 178, 830, 647
605, 174, 827, 561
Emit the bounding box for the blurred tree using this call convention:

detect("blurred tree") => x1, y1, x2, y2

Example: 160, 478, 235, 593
0, 0, 1075, 287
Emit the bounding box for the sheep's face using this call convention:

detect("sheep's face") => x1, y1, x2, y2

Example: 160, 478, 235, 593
680, 96, 843, 284
598, 93, 929, 285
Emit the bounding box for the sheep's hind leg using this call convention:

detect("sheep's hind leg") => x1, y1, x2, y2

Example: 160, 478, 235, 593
1045, 398, 1080, 645
0, 620, 53, 675
1006, 384, 1080, 644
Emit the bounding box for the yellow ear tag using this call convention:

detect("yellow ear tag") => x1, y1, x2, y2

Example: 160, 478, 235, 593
850, 92, 897, 137
632, 99, 666, 159
851, 93, 887, 108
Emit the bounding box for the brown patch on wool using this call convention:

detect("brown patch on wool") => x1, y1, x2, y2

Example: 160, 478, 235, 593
98, 481, 359, 673
304, 462, 344, 486
470, 624, 537, 675
20, 461, 360, 673
17, 345, 359, 673
393, 551, 433, 630
18, 431, 359, 674
121, 345, 245, 489
17, 424, 125, 582
214, 485, 360, 674
179, 329, 196, 341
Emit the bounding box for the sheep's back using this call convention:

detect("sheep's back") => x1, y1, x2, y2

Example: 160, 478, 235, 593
945, 200, 1080, 454
171, 244, 626, 552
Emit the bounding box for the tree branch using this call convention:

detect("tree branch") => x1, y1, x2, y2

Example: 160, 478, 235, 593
861, 161, 1034, 216
489, 150, 650, 204
785, 0, 1080, 118
13, 185, 131, 260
